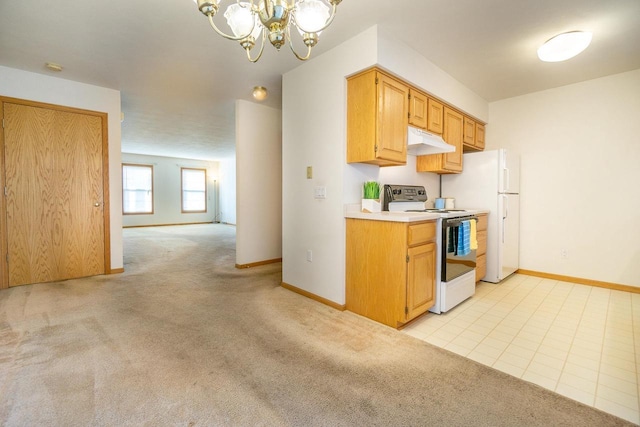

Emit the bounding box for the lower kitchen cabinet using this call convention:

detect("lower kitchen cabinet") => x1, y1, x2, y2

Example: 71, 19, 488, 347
346, 218, 437, 328
476, 213, 488, 281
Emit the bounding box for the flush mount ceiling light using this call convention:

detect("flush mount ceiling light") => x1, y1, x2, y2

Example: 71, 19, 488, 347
537, 31, 593, 62
252, 86, 268, 101
195, 0, 341, 63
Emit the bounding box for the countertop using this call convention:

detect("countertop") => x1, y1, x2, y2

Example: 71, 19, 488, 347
344, 204, 487, 223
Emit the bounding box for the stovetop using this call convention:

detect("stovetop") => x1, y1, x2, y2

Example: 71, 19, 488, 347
383, 185, 477, 219
404, 209, 477, 219
405, 209, 467, 213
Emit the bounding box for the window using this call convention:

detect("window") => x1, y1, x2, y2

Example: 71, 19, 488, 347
181, 168, 207, 213
122, 164, 153, 214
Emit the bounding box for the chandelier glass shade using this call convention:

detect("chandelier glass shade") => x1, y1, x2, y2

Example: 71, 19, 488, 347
196, 0, 341, 62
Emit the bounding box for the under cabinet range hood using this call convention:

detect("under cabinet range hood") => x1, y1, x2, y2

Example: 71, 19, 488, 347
407, 126, 455, 156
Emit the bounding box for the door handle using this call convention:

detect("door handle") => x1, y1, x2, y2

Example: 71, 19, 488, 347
505, 168, 510, 192
502, 195, 507, 244
503, 195, 508, 219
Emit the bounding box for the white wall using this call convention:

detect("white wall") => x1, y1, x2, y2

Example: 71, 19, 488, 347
0, 66, 123, 270
377, 28, 488, 123
343, 28, 489, 205
218, 158, 237, 225
282, 26, 489, 305
283, 26, 378, 304
488, 69, 640, 287
235, 100, 282, 265
121, 153, 218, 227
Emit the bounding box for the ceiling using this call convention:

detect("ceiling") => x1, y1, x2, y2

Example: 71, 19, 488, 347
1, 0, 639, 161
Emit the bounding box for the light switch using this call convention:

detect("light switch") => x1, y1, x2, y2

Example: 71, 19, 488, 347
306, 166, 312, 179
314, 186, 326, 199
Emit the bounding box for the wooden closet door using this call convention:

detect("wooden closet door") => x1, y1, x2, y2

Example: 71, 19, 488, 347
4, 102, 105, 287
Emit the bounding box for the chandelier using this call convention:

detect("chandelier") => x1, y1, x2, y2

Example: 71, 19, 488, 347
196, 0, 341, 63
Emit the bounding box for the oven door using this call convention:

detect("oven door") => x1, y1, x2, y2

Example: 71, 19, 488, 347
442, 217, 477, 282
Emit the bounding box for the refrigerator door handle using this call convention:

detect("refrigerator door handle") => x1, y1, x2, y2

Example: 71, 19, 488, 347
503, 195, 508, 219
505, 168, 510, 192
502, 195, 508, 243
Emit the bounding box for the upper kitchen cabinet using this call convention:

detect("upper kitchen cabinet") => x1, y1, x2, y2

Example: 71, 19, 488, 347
409, 88, 444, 135
474, 123, 486, 150
408, 89, 444, 135
408, 88, 428, 129
416, 106, 464, 173
427, 98, 444, 134
463, 116, 475, 145
347, 69, 408, 166
463, 116, 486, 151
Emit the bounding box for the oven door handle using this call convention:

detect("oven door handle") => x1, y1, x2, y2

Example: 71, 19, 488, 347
445, 217, 478, 227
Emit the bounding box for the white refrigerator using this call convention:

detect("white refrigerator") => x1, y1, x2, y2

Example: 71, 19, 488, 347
441, 149, 520, 283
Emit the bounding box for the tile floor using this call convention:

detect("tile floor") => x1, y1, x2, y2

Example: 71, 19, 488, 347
403, 273, 640, 424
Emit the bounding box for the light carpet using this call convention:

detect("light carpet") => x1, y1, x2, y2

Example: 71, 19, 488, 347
0, 224, 633, 426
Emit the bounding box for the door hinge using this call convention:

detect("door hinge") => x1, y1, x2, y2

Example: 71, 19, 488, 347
408, 93, 411, 100
406, 255, 410, 263
4, 187, 6, 196
374, 144, 378, 152
2, 119, 4, 129
405, 306, 408, 315
375, 77, 379, 85
408, 112, 411, 119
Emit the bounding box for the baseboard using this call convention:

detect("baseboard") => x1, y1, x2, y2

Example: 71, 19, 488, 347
235, 258, 282, 269
123, 222, 217, 229
108, 268, 125, 274
281, 282, 346, 311
517, 269, 640, 294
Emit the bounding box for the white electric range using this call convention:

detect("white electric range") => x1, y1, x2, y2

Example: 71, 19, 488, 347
382, 185, 478, 314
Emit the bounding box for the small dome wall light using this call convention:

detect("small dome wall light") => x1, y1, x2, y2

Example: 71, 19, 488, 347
252, 86, 268, 101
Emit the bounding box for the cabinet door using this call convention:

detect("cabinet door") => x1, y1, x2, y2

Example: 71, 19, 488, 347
406, 242, 436, 321
463, 116, 475, 145
376, 73, 408, 164
476, 254, 487, 282
442, 107, 463, 172
475, 214, 487, 281
409, 89, 427, 129
427, 98, 444, 134
475, 123, 485, 149
476, 230, 487, 256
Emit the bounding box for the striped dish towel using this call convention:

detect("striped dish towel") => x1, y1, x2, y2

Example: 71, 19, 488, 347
457, 220, 471, 256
